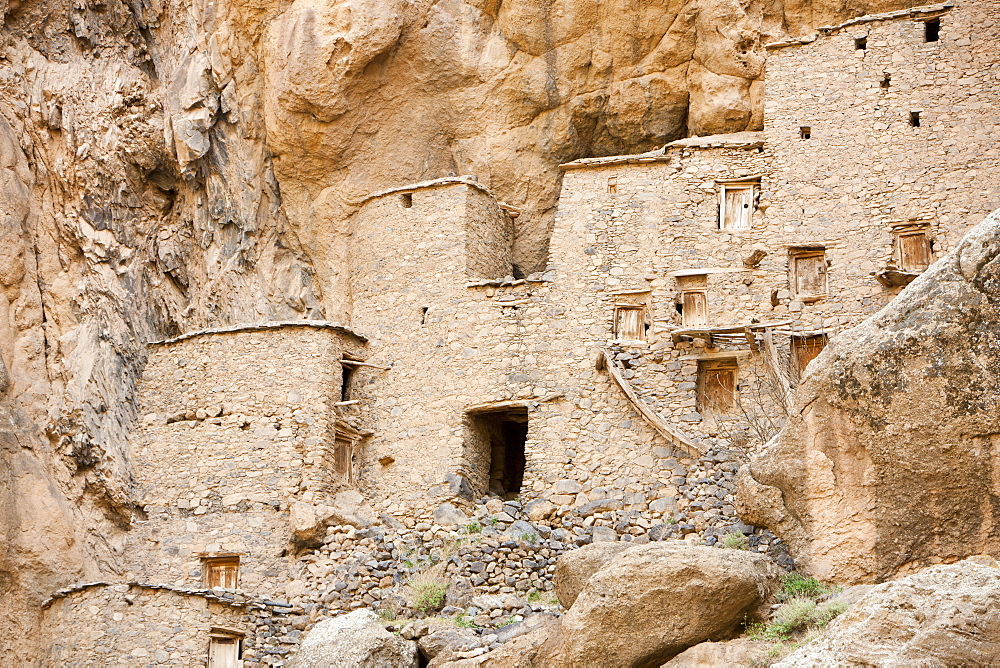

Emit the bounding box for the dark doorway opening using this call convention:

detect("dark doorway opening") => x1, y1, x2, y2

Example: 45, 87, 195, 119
466, 408, 527, 499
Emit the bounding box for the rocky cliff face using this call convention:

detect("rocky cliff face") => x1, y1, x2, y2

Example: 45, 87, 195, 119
0, 0, 919, 660
738, 208, 1000, 585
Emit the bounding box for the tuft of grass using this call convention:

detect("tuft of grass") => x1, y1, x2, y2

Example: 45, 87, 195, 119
520, 532, 539, 545
527, 589, 542, 603
407, 569, 449, 615
455, 614, 478, 629
721, 532, 749, 550
465, 521, 482, 534
779, 573, 836, 601
488, 516, 499, 526
377, 608, 397, 622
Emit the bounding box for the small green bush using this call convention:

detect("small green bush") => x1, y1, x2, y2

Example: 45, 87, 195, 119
721, 532, 749, 550
780, 573, 834, 600
520, 532, 539, 544
488, 516, 499, 526
813, 600, 848, 627
465, 521, 483, 534
527, 589, 542, 603
456, 614, 478, 629
407, 573, 449, 615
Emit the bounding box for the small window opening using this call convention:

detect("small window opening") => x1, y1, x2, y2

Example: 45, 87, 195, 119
855, 36, 867, 50
466, 408, 527, 500
420, 306, 429, 325
697, 359, 738, 416
909, 111, 921, 127
799, 126, 811, 140
791, 334, 828, 380
208, 632, 243, 668
614, 305, 647, 341
924, 18, 940, 42
607, 176, 618, 195
202, 556, 240, 589
401, 193, 413, 208
880, 74, 891, 89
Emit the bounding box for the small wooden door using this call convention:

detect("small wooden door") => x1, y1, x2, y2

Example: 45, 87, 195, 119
334, 437, 356, 485
697, 360, 738, 415
792, 252, 827, 297
792, 335, 827, 379
681, 291, 708, 327
897, 232, 931, 271
722, 186, 754, 229
615, 307, 645, 340
208, 635, 241, 668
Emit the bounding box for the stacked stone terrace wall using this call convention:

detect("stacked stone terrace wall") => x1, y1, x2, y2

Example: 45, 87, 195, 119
127, 324, 366, 597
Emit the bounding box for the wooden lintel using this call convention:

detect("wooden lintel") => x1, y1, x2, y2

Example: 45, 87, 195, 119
466, 400, 532, 415
341, 359, 391, 370
744, 327, 759, 352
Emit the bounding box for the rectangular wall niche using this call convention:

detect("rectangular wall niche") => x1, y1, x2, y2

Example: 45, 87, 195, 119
789, 248, 828, 300
614, 305, 647, 341
791, 334, 828, 379
697, 359, 738, 416
465, 407, 527, 500
202, 556, 240, 589
718, 180, 759, 230
208, 631, 243, 668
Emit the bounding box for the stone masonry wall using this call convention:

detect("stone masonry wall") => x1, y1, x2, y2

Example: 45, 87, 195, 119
127, 324, 366, 599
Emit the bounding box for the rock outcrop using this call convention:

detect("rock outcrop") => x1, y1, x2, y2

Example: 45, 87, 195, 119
775, 556, 1000, 666
737, 209, 1000, 584
561, 543, 780, 667
552, 541, 631, 608
289, 609, 419, 668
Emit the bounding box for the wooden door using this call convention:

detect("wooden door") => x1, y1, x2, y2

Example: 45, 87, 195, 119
334, 437, 355, 485
723, 187, 753, 229
698, 360, 737, 415
792, 252, 827, 297
681, 291, 708, 327
615, 307, 645, 340
208, 636, 240, 668
792, 335, 827, 379
898, 232, 931, 271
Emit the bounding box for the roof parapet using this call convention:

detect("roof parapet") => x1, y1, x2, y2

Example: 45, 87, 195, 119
766, 2, 954, 50
148, 320, 367, 346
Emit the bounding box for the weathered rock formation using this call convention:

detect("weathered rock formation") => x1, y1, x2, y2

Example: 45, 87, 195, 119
738, 208, 1000, 584
288, 609, 419, 668
0, 0, 926, 661
776, 556, 1000, 666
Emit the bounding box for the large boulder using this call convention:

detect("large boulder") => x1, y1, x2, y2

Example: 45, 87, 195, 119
776, 556, 1000, 666
738, 209, 1000, 584
663, 639, 769, 667
289, 610, 418, 668
561, 543, 781, 667
553, 541, 632, 608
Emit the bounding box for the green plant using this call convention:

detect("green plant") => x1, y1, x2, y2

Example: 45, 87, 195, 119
455, 614, 478, 629
377, 608, 397, 622
527, 589, 542, 603
465, 521, 482, 534
813, 600, 848, 627
665, 517, 678, 525
520, 532, 539, 544
407, 570, 449, 615
488, 516, 499, 526
769, 597, 818, 637
498, 614, 519, 627
721, 532, 749, 550
779, 573, 835, 601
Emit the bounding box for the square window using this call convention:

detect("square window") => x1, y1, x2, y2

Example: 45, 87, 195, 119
855, 36, 867, 50
896, 230, 932, 272
719, 183, 757, 230
924, 18, 940, 42
202, 556, 240, 589
791, 334, 828, 380
697, 359, 738, 416
800, 126, 811, 140
607, 176, 618, 195
789, 249, 828, 300
614, 305, 646, 341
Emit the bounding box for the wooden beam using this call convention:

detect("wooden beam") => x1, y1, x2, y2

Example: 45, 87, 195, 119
340, 359, 391, 370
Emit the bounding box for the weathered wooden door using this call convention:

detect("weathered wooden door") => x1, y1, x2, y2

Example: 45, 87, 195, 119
792, 252, 827, 297
723, 187, 754, 229
698, 360, 738, 415
334, 437, 355, 485
681, 291, 708, 327
898, 232, 931, 271
208, 636, 240, 668
615, 307, 645, 340
792, 335, 827, 379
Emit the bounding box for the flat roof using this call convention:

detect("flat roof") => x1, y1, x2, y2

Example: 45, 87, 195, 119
148, 320, 367, 346
351, 176, 510, 209
766, 2, 954, 50
559, 132, 765, 170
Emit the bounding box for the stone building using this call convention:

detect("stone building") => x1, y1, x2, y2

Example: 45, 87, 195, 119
39, 2, 1000, 665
